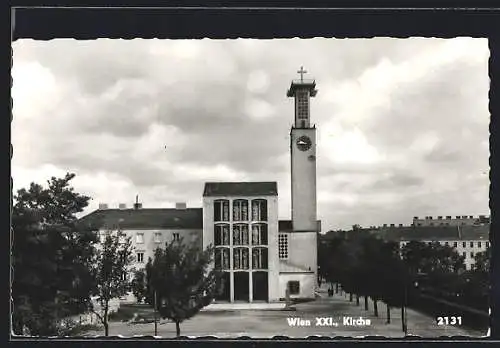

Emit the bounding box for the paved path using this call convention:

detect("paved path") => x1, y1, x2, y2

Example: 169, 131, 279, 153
81, 286, 486, 338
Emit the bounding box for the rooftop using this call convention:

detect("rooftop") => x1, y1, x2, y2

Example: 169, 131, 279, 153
203, 182, 278, 197
77, 208, 203, 230
377, 225, 489, 242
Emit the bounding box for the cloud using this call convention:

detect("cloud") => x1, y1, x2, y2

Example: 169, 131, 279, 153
12, 38, 489, 230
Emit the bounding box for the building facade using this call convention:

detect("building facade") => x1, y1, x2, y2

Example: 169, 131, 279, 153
78, 71, 321, 304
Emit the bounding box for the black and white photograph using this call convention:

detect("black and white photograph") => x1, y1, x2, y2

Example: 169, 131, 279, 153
11, 37, 490, 338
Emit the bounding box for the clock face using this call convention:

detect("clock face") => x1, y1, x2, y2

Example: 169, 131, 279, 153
296, 135, 312, 151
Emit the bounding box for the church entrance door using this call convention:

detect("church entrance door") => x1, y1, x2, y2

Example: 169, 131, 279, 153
233, 272, 249, 302
215, 272, 230, 301
252, 271, 268, 301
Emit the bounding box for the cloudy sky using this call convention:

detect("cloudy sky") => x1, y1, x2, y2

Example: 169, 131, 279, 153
12, 38, 490, 230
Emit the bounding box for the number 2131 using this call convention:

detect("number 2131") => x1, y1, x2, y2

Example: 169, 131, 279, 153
437, 316, 462, 326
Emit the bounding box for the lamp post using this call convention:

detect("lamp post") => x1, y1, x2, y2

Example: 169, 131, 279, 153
403, 280, 419, 335
154, 290, 158, 336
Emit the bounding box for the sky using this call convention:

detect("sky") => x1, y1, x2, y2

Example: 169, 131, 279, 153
11, 38, 490, 230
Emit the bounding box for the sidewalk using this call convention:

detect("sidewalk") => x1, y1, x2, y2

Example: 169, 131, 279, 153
316, 286, 486, 337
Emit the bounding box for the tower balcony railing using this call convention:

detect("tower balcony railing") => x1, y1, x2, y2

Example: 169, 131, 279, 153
290, 79, 316, 85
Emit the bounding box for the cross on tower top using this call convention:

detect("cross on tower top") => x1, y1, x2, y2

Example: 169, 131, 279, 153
297, 66, 307, 82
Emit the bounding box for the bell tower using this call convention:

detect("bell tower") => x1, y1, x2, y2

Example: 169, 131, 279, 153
287, 67, 318, 232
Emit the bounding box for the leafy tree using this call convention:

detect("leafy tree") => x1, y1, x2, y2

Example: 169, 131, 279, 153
149, 239, 221, 337
378, 245, 408, 324
12, 173, 97, 336
318, 235, 345, 293
473, 247, 491, 273
89, 230, 134, 336
144, 257, 154, 306
131, 269, 147, 303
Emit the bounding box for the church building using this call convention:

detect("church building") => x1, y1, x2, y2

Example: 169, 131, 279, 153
78, 69, 321, 304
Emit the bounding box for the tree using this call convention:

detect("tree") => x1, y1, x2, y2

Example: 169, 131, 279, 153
131, 269, 147, 303
12, 173, 97, 336
473, 247, 491, 273
90, 230, 134, 336
144, 257, 154, 305
149, 239, 221, 337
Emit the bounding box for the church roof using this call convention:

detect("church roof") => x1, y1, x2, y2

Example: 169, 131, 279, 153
203, 182, 278, 197
77, 208, 203, 230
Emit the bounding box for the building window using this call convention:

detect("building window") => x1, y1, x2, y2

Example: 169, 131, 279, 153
279, 233, 289, 259
137, 252, 144, 263
453, 242, 457, 248
121, 272, 128, 281
445, 241, 449, 246
463, 252, 466, 257
252, 247, 268, 269
214, 247, 230, 270
288, 281, 300, 295
233, 199, 249, 222
463, 242, 466, 248
486, 242, 490, 248
233, 247, 249, 270
173, 233, 180, 241
470, 242, 474, 248
478, 242, 482, 248
154, 232, 162, 243
118, 231, 126, 244
251, 199, 268, 221
428, 242, 432, 246
251, 224, 268, 246
470, 252, 474, 258
214, 224, 230, 246
297, 91, 309, 120
136, 232, 144, 244
233, 224, 249, 246
214, 200, 230, 222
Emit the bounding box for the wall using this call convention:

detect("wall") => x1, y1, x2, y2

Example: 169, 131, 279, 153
98, 228, 202, 272
279, 273, 316, 299
287, 232, 318, 277
290, 127, 317, 232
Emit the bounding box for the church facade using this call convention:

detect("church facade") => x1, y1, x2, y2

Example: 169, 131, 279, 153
78, 71, 321, 304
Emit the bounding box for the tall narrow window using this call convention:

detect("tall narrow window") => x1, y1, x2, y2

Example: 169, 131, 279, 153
137, 252, 144, 263
233, 199, 249, 222
279, 233, 289, 259
251, 224, 268, 245
252, 248, 268, 269
251, 199, 268, 221
233, 224, 249, 246
233, 247, 249, 270
214, 200, 230, 222
215, 247, 230, 270
173, 232, 180, 241
214, 224, 230, 246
